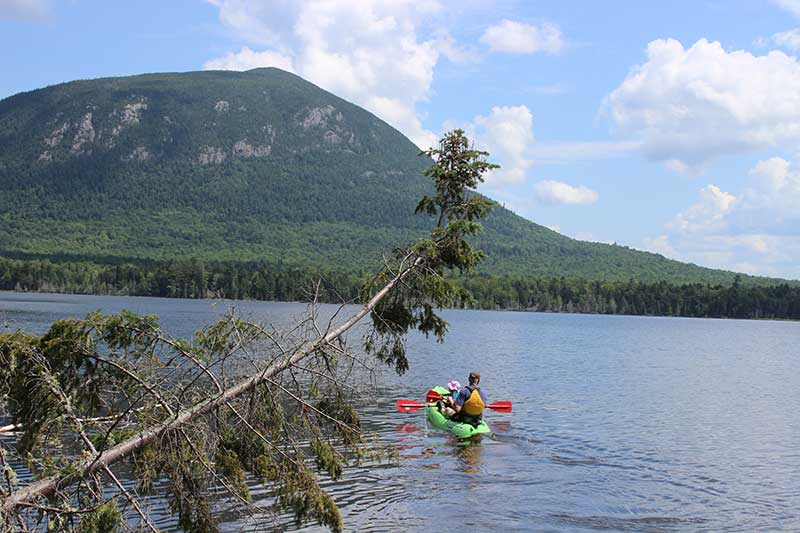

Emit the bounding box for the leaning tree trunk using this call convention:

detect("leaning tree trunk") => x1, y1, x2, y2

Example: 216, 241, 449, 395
1, 257, 418, 514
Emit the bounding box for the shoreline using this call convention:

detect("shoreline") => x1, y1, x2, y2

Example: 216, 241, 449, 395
3, 288, 798, 324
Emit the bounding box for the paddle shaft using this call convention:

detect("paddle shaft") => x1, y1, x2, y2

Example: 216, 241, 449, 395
424, 390, 512, 412
396, 397, 512, 413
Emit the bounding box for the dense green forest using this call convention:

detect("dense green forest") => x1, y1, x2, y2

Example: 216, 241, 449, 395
0, 68, 787, 286
3, 256, 798, 320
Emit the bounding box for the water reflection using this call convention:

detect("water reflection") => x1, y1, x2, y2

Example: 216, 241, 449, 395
490, 420, 512, 434
395, 423, 418, 434
453, 440, 483, 473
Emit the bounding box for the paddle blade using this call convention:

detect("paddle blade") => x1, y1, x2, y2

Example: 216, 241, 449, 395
425, 390, 442, 403
487, 401, 513, 413
396, 399, 424, 412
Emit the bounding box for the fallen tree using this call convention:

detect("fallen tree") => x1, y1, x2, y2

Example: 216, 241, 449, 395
0, 130, 497, 532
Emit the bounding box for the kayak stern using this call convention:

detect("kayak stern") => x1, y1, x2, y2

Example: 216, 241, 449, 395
425, 386, 490, 439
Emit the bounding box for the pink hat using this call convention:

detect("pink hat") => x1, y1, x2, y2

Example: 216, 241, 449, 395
447, 380, 461, 391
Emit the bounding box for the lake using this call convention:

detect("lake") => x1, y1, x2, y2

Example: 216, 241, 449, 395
2, 291, 799, 531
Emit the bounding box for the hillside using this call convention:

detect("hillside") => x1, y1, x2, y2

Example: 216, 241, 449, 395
0, 68, 782, 285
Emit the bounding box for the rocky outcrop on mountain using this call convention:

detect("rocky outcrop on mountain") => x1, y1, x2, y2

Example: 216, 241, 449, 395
232, 140, 271, 158
71, 113, 96, 155
198, 146, 226, 165
299, 105, 344, 130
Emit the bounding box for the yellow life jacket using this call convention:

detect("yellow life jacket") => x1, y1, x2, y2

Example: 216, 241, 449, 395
462, 386, 485, 416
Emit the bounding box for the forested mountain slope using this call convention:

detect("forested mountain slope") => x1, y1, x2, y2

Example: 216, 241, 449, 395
0, 68, 782, 285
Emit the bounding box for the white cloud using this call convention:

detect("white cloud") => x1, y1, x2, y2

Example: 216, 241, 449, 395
446, 106, 631, 193
646, 158, 800, 278
773, 28, 800, 51
471, 105, 535, 188
432, 29, 479, 64
203, 47, 295, 72
205, 0, 451, 149
643, 235, 680, 259
667, 184, 736, 234
663, 158, 706, 176
744, 157, 796, 211
207, 0, 299, 47
480, 19, 563, 54
443, 106, 537, 191
738, 234, 771, 254
773, 0, 800, 17
533, 180, 599, 205
0, 0, 47, 19
656, 233, 796, 277
734, 156, 800, 234
603, 38, 800, 172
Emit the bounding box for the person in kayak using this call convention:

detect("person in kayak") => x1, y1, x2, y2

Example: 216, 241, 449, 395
446, 380, 461, 399
438, 380, 460, 417
439, 371, 487, 423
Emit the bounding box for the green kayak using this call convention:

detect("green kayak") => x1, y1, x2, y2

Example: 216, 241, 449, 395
425, 386, 490, 439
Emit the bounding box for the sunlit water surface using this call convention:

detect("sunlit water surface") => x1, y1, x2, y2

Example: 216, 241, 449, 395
2, 292, 799, 531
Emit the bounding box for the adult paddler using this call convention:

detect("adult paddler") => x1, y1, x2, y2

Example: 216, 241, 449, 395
440, 371, 487, 424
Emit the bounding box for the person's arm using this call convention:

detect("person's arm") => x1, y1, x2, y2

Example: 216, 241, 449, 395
453, 389, 466, 413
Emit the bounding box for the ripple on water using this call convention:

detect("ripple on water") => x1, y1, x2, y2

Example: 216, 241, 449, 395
551, 513, 711, 532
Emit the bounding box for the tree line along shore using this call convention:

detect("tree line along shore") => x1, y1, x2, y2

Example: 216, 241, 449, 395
2, 256, 798, 320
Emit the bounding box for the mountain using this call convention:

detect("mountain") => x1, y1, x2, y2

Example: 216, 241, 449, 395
0, 68, 781, 285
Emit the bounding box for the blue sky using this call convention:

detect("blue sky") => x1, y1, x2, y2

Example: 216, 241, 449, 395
2, 0, 800, 280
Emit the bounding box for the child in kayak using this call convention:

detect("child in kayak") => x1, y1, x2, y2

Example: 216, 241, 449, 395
438, 380, 461, 417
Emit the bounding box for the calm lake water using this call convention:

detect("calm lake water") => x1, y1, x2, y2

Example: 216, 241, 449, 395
2, 291, 799, 532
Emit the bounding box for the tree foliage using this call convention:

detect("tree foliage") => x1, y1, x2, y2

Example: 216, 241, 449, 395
463, 274, 800, 319
2, 255, 799, 320
362, 130, 497, 374
0, 310, 366, 531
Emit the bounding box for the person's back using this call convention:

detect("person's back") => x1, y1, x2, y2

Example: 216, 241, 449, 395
452, 371, 486, 424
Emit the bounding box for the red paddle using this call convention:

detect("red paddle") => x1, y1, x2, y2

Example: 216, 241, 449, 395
425, 389, 443, 403
397, 392, 513, 413
396, 399, 426, 412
